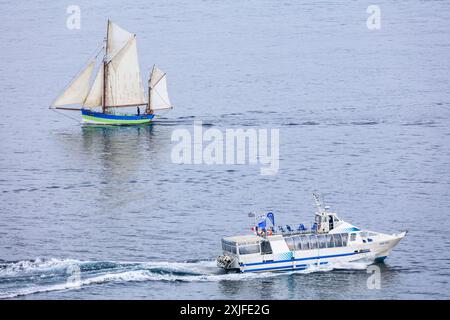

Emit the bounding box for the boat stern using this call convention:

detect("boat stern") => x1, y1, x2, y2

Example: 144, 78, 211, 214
217, 254, 239, 270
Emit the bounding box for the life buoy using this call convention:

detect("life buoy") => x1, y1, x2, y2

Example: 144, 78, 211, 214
267, 230, 273, 236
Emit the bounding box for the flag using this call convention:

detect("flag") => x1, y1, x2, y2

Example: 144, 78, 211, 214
258, 220, 266, 229
266, 212, 275, 226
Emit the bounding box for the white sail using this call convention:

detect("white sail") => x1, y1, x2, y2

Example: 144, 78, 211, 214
83, 66, 103, 108
107, 21, 134, 60
149, 66, 172, 111
52, 62, 94, 106
105, 37, 146, 106
105, 23, 146, 107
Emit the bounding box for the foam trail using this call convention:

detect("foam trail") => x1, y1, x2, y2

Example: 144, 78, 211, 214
0, 257, 374, 299
0, 258, 83, 277
0, 265, 285, 299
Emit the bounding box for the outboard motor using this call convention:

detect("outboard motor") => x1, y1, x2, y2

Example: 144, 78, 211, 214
217, 255, 235, 269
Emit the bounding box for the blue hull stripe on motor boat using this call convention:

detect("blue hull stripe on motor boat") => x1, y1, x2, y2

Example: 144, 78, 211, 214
243, 265, 307, 273
81, 109, 155, 120
242, 251, 359, 267
242, 262, 328, 273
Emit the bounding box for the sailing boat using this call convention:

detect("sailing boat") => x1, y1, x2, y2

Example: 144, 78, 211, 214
50, 20, 173, 125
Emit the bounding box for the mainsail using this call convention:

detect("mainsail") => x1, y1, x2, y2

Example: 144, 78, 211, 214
52, 62, 94, 107
148, 65, 172, 111
104, 21, 146, 108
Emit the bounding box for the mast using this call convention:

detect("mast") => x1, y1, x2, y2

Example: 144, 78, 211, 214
101, 21, 146, 110
102, 20, 109, 114
146, 65, 155, 114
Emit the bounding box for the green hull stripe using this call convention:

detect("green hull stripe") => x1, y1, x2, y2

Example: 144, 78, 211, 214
82, 115, 152, 124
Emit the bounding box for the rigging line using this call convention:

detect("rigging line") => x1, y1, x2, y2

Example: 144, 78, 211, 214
93, 43, 104, 59
70, 41, 104, 77
153, 108, 172, 119
151, 73, 166, 89
84, 41, 105, 66
105, 35, 135, 65
51, 108, 80, 123
153, 89, 172, 108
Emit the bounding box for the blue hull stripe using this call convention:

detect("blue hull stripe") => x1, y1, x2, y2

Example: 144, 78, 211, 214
243, 265, 307, 273
81, 109, 155, 120
242, 251, 358, 267
242, 262, 328, 273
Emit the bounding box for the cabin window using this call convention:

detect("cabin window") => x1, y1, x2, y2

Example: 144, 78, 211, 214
350, 233, 357, 241
318, 235, 327, 249
239, 243, 260, 255
341, 233, 349, 246
261, 241, 272, 254
333, 234, 343, 247
222, 241, 237, 254
309, 235, 318, 250
300, 236, 309, 250
326, 234, 334, 248
293, 237, 302, 250
285, 237, 295, 251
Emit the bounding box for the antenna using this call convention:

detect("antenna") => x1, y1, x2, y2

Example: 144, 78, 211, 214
313, 193, 325, 214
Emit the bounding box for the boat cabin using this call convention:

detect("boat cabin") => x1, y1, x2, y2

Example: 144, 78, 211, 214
221, 232, 350, 261
314, 208, 341, 233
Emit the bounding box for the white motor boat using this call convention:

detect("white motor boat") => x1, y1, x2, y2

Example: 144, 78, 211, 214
217, 194, 407, 273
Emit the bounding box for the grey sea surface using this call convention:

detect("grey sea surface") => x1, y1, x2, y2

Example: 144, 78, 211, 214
0, 0, 449, 299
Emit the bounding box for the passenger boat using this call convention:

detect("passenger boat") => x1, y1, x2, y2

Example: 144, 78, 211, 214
217, 194, 407, 273
50, 20, 173, 125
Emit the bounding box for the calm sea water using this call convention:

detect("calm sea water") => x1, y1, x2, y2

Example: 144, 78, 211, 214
1, 0, 450, 299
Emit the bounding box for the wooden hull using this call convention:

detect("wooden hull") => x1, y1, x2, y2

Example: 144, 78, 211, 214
81, 109, 154, 125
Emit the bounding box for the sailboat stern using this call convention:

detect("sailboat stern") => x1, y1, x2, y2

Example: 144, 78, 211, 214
81, 109, 154, 125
